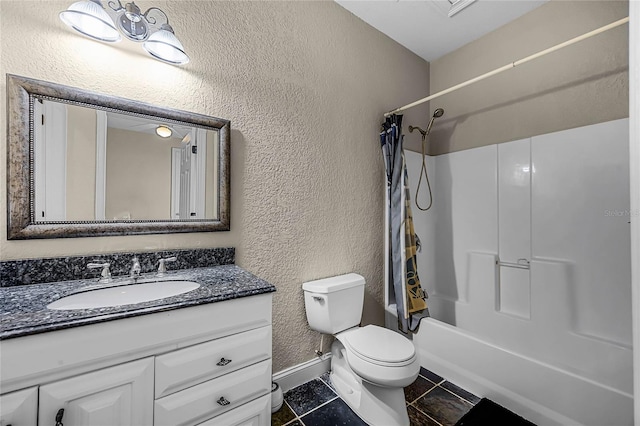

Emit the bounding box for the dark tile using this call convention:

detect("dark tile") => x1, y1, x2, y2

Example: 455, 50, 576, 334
414, 387, 473, 426
300, 398, 367, 426
285, 421, 303, 426
408, 405, 441, 426
271, 402, 296, 426
319, 371, 336, 391
284, 378, 337, 416
440, 381, 481, 405
405, 375, 437, 403
420, 367, 444, 384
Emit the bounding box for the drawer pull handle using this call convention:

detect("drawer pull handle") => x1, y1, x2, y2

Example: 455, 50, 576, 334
216, 357, 232, 366
55, 408, 65, 426
217, 396, 231, 406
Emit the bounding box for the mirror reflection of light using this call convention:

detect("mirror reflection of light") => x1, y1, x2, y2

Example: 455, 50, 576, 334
156, 125, 173, 138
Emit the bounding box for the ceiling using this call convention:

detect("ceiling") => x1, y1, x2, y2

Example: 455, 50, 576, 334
107, 111, 191, 140
335, 0, 549, 62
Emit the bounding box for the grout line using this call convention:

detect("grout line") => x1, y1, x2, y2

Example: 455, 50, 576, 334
419, 372, 445, 386
408, 382, 438, 405
317, 374, 337, 396
410, 402, 444, 426
438, 384, 475, 406
283, 399, 306, 426
298, 395, 339, 418
318, 373, 333, 388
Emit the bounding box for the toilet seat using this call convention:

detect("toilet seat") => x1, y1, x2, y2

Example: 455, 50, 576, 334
341, 325, 416, 367
341, 325, 416, 366
334, 326, 420, 389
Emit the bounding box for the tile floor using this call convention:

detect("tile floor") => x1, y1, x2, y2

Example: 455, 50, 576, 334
271, 367, 480, 426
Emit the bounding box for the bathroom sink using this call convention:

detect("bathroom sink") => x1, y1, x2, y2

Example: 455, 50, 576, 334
47, 280, 201, 310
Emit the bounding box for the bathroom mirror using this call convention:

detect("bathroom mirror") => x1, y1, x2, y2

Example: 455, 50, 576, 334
6, 74, 230, 239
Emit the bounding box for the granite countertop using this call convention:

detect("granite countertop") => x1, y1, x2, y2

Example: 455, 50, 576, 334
0, 265, 275, 340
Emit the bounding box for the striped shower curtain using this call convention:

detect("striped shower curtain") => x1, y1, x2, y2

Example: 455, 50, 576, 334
380, 114, 429, 333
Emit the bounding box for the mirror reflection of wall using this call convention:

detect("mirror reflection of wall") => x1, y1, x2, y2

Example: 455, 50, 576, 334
106, 127, 182, 220
33, 98, 219, 222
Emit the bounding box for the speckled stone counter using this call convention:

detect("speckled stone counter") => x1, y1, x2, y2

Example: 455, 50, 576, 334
0, 265, 275, 340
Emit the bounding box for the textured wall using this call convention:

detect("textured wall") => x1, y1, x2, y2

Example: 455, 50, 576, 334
428, 0, 629, 155
0, 1, 430, 371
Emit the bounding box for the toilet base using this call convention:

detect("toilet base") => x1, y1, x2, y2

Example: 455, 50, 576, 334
330, 341, 410, 426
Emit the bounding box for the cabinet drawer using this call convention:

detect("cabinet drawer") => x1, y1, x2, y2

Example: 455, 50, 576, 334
155, 326, 271, 398
154, 359, 271, 426
196, 394, 270, 426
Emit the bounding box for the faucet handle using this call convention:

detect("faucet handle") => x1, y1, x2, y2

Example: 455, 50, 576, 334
157, 256, 177, 276
87, 262, 111, 282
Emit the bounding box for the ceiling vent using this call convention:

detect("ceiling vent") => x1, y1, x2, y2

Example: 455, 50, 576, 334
447, 0, 477, 17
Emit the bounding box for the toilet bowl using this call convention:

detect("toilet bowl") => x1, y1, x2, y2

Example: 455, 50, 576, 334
303, 274, 420, 426
338, 325, 419, 388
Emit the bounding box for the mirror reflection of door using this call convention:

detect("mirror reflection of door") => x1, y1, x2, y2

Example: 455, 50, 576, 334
172, 128, 208, 220
33, 99, 67, 221
171, 148, 181, 219
179, 132, 192, 220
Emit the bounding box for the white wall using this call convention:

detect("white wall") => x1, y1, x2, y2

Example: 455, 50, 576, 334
406, 118, 632, 398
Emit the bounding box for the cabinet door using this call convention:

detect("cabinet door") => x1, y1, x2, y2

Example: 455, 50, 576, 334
38, 358, 153, 426
0, 387, 38, 425
196, 395, 270, 426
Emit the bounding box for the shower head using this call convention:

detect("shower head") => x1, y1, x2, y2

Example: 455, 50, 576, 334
426, 107, 445, 135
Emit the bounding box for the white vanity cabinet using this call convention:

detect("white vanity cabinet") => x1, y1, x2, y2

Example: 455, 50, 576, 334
0, 293, 272, 426
0, 387, 38, 425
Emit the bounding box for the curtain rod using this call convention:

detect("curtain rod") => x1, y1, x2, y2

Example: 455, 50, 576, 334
384, 16, 629, 117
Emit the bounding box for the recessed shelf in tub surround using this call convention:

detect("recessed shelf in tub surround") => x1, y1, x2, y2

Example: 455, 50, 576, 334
0, 252, 276, 340
0, 247, 235, 287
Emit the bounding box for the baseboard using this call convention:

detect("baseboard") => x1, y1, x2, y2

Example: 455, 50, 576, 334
272, 353, 332, 392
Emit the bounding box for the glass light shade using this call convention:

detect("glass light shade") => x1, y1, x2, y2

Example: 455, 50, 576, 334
156, 125, 173, 138
143, 29, 189, 65
60, 0, 121, 42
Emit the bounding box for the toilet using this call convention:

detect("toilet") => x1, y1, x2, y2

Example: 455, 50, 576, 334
302, 273, 420, 426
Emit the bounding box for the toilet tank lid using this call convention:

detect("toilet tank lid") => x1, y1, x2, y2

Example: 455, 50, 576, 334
302, 273, 365, 293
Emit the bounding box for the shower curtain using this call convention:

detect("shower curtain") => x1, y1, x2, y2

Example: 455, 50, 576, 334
380, 114, 429, 333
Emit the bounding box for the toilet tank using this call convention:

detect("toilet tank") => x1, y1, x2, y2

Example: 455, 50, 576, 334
302, 273, 365, 334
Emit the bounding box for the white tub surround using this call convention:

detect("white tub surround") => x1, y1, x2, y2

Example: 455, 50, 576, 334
400, 118, 632, 425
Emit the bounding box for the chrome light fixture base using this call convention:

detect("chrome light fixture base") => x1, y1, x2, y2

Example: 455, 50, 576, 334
60, 0, 189, 65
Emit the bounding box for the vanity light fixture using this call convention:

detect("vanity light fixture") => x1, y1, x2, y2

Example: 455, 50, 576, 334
155, 125, 173, 138
60, 0, 189, 65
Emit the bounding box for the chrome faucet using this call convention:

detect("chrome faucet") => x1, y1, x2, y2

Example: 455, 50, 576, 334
157, 256, 177, 277
130, 257, 141, 279
87, 262, 111, 283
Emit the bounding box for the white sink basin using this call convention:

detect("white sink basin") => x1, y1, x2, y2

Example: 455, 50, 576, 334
47, 280, 201, 310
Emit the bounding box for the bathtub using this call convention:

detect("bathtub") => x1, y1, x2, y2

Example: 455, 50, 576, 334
394, 313, 633, 426
394, 120, 633, 426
